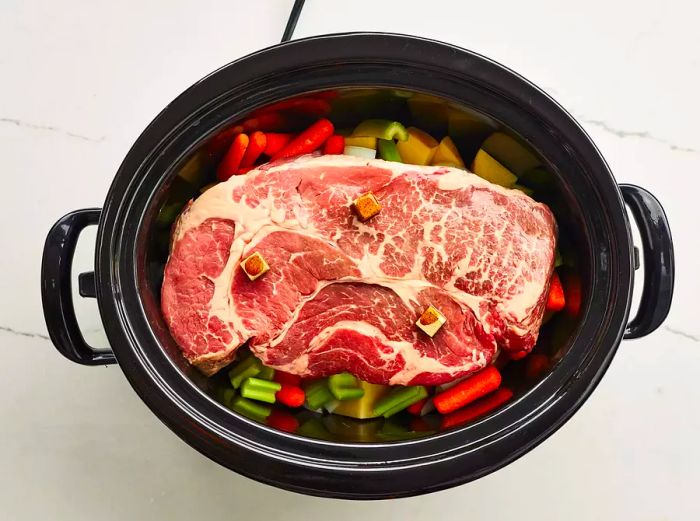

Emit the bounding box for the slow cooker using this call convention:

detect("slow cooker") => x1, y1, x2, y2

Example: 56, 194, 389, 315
40, 33, 674, 499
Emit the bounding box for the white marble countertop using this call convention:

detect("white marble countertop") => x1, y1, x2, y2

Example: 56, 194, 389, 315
2, 1, 698, 519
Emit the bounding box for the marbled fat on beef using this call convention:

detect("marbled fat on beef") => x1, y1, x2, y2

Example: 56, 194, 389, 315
161, 155, 556, 384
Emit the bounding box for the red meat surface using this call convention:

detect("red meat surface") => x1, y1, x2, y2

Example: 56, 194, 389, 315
161, 155, 556, 384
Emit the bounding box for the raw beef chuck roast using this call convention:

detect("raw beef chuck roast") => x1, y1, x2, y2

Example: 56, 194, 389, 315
161, 155, 556, 384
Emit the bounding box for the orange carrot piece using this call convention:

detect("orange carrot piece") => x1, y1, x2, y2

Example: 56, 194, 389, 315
323, 135, 345, 155
256, 97, 331, 116
240, 131, 267, 168
275, 384, 305, 408
216, 133, 249, 181
242, 112, 289, 132
407, 397, 429, 416
545, 271, 566, 313
433, 366, 502, 414
272, 119, 334, 161
440, 388, 513, 430
509, 350, 528, 361
263, 133, 292, 156
562, 271, 582, 317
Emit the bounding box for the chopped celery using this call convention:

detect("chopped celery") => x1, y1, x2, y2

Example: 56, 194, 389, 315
257, 365, 275, 380
378, 139, 402, 162
372, 386, 428, 418
240, 377, 281, 403
218, 387, 235, 407
328, 373, 365, 401
304, 379, 334, 410
230, 396, 271, 421
352, 119, 408, 141
228, 356, 262, 389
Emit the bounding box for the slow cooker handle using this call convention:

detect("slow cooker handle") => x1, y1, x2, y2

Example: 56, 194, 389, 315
620, 184, 675, 339
41, 209, 117, 365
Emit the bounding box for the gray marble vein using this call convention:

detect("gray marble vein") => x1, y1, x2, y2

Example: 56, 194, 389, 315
0, 117, 106, 143
664, 325, 700, 343
0, 325, 50, 340
581, 118, 697, 153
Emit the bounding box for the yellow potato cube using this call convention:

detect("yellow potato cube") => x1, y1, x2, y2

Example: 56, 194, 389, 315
332, 381, 391, 419
431, 136, 465, 168
396, 127, 439, 165
472, 149, 518, 188
480, 132, 540, 176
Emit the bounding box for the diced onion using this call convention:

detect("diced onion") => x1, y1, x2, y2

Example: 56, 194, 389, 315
344, 145, 376, 159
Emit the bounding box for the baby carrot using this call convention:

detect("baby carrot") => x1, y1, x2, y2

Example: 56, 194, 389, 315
562, 271, 582, 317
545, 271, 566, 313
323, 135, 345, 155
440, 388, 513, 430
256, 97, 331, 116
433, 366, 502, 414
242, 112, 288, 132
272, 118, 334, 160
217, 133, 249, 181
407, 397, 429, 416
240, 131, 267, 168
263, 133, 292, 156
276, 384, 305, 408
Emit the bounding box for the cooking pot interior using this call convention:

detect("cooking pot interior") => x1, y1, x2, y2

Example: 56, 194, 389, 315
141, 87, 587, 443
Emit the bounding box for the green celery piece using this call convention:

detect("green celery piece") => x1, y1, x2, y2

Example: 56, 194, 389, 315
373, 386, 428, 418
382, 386, 429, 418
353, 119, 409, 141
378, 139, 402, 162
305, 379, 334, 410
328, 373, 365, 401
242, 377, 281, 392
258, 365, 275, 380
228, 356, 262, 389
240, 377, 280, 404
333, 387, 365, 401
221, 388, 235, 407
240, 386, 276, 403
230, 396, 271, 421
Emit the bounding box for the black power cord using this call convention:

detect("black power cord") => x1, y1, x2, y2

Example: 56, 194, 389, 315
281, 0, 305, 42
